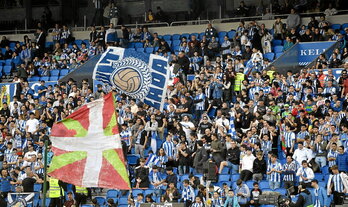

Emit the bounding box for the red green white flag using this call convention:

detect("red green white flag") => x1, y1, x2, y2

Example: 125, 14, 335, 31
48, 93, 130, 189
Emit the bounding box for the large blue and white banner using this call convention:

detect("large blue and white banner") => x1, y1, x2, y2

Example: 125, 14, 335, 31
93, 47, 170, 109
298, 41, 335, 66
0, 81, 57, 101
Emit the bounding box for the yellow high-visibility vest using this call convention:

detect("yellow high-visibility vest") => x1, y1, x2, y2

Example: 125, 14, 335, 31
49, 178, 61, 198
267, 70, 275, 82
234, 73, 245, 92
75, 186, 88, 194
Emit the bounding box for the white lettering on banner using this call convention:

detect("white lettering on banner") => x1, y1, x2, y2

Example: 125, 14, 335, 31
144, 54, 169, 110
300, 49, 326, 56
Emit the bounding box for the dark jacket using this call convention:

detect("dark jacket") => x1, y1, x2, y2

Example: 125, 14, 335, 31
135, 166, 149, 188
226, 146, 240, 165
193, 147, 208, 171
253, 158, 267, 174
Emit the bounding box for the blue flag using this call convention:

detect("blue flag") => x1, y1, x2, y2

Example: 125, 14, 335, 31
93, 47, 170, 110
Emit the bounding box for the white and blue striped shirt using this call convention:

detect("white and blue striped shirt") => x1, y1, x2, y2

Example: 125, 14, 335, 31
268, 161, 282, 182
195, 93, 206, 111
331, 174, 344, 193
182, 185, 195, 201
284, 131, 295, 148
162, 141, 175, 158
249, 86, 260, 100
327, 150, 338, 167
120, 129, 132, 146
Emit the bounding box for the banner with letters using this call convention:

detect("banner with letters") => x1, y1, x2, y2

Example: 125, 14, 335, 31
0, 81, 57, 102
298, 41, 336, 66
93, 47, 170, 110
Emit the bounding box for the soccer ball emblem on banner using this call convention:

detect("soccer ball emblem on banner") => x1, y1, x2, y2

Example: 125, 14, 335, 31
111, 57, 151, 99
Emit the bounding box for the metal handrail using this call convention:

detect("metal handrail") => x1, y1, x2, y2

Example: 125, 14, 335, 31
170, 19, 211, 26
3, 9, 348, 35
212, 15, 263, 24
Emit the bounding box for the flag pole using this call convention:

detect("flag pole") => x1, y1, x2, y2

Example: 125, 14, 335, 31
42, 140, 48, 207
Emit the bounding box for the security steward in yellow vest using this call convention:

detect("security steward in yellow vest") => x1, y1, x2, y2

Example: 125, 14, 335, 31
48, 177, 64, 207
234, 72, 245, 94
73, 185, 88, 206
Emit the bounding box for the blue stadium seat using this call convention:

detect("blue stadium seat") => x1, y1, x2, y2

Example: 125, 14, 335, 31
128, 42, 135, 48
28, 76, 40, 82
227, 30, 236, 39
180, 174, 189, 182
319, 181, 327, 188
132, 189, 144, 197
128, 48, 135, 51
50, 70, 60, 76
208, 107, 216, 118
315, 173, 324, 181
136, 48, 145, 52
272, 39, 282, 46
95, 197, 106, 206
172, 34, 181, 40
82, 205, 94, 207
269, 29, 274, 35
230, 174, 240, 182
40, 76, 49, 81
166, 40, 172, 46
3, 65, 12, 76
144, 189, 155, 196
259, 180, 270, 189
181, 33, 190, 39
145, 47, 154, 54
331, 24, 341, 30
134, 42, 143, 48
264, 52, 275, 60
274, 46, 283, 53
49, 76, 59, 81
342, 23, 348, 30
1, 48, 6, 55
275, 188, 287, 195
127, 154, 140, 165
75, 40, 83, 45
9, 42, 16, 48
5, 59, 12, 66
119, 197, 128, 205
246, 180, 254, 189
218, 31, 227, 39
119, 205, 128, 207
221, 166, 230, 174
321, 166, 329, 174
199, 32, 205, 40
162, 35, 172, 41
173, 40, 181, 46
106, 189, 119, 198
60, 69, 69, 76
0, 66, 3, 73
45, 42, 54, 48
218, 174, 230, 182
275, 52, 283, 59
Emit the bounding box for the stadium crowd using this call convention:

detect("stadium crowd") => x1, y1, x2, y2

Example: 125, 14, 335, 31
0, 7, 348, 207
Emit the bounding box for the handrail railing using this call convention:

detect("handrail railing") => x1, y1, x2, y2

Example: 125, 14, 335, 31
3, 9, 348, 35
170, 19, 211, 26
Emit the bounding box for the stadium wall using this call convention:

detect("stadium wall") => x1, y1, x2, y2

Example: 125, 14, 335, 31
3, 14, 348, 42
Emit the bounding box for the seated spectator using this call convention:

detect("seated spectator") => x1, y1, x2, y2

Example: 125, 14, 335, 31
204, 24, 218, 39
